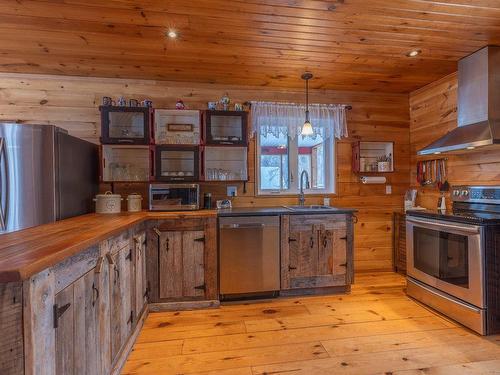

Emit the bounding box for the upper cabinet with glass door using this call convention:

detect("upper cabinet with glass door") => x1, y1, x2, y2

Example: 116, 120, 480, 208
155, 110, 201, 145
100, 106, 153, 145
203, 111, 248, 145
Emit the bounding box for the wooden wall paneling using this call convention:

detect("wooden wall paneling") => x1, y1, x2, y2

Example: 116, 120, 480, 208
410, 72, 500, 209
0, 282, 23, 375
0, 72, 411, 272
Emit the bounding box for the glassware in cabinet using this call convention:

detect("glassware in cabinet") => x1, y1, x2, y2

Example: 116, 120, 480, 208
101, 145, 152, 182
100, 106, 153, 145
203, 146, 248, 181
155, 146, 200, 182
154, 109, 201, 145
203, 110, 248, 145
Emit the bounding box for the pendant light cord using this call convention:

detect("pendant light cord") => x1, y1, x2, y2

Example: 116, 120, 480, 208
305, 76, 309, 122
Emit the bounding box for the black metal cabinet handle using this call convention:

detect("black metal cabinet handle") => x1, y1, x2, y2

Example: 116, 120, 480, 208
310, 237, 314, 248
53, 303, 71, 329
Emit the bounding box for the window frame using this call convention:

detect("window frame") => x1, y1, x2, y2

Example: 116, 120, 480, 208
256, 128, 336, 196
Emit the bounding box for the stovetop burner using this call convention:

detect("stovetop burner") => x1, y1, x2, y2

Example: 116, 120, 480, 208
407, 186, 500, 225
407, 209, 500, 225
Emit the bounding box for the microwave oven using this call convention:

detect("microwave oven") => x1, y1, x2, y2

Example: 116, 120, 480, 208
149, 184, 199, 211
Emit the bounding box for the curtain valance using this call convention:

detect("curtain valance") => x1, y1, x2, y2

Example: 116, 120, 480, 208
250, 101, 348, 140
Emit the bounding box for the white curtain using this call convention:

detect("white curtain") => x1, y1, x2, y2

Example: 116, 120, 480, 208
250, 101, 348, 140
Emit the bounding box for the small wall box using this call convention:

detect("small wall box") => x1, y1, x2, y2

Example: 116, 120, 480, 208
352, 141, 394, 173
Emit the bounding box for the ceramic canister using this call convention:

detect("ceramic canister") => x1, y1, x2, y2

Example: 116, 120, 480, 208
127, 193, 143, 212
94, 191, 122, 214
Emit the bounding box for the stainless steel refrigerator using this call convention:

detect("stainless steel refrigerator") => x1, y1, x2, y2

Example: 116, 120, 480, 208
0, 123, 98, 234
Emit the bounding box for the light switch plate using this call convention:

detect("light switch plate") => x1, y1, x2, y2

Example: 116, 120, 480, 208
227, 186, 237, 197
386, 185, 392, 194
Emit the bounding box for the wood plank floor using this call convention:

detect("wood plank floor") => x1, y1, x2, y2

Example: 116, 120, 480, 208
122, 273, 500, 375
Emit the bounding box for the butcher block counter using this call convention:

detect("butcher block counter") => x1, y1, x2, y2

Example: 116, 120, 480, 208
0, 210, 217, 283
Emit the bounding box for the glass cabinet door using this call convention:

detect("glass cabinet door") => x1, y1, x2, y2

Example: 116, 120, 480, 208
100, 106, 152, 144
204, 146, 248, 181
204, 111, 247, 145
155, 146, 199, 181
154, 109, 201, 145
101, 145, 151, 182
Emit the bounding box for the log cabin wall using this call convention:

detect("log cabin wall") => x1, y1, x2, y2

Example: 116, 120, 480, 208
0, 72, 410, 272
410, 72, 500, 209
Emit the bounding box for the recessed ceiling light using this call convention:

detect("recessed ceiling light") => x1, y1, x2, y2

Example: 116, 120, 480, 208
166, 29, 178, 39
406, 50, 421, 57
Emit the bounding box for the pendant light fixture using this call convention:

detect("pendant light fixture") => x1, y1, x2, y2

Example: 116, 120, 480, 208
301, 72, 314, 136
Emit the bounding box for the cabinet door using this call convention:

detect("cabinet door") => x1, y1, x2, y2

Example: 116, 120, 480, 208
73, 271, 100, 375
282, 215, 349, 290
134, 232, 148, 315
159, 231, 183, 299
181, 231, 205, 298
109, 245, 133, 363
55, 270, 102, 375
158, 230, 206, 300
55, 285, 75, 375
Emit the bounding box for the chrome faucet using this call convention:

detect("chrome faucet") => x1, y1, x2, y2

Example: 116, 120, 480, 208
299, 170, 310, 206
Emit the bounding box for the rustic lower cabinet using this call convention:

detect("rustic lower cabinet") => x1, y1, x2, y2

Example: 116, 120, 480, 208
146, 216, 218, 310
7, 226, 148, 375
280, 214, 354, 294
0, 210, 356, 375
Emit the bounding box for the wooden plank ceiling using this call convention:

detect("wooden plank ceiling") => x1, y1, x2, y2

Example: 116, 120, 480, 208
0, 0, 499, 93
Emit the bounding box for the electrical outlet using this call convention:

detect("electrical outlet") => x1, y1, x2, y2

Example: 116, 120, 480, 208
227, 186, 237, 197
386, 185, 392, 194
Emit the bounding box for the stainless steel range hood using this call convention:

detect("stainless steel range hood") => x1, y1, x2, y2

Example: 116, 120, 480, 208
418, 46, 500, 155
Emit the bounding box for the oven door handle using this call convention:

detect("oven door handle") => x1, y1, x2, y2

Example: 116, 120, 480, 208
406, 216, 480, 234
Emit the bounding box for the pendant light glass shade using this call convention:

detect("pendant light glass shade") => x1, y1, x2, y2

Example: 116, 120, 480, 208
302, 111, 313, 136
301, 72, 313, 136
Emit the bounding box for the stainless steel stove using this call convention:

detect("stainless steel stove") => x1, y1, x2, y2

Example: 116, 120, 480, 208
406, 186, 500, 335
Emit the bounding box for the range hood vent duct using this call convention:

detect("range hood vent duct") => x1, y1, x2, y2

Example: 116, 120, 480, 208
418, 46, 500, 155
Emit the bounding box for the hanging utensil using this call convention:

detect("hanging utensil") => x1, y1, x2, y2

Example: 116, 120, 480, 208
441, 159, 450, 191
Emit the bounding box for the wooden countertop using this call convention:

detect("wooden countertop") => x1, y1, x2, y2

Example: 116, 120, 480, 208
0, 210, 217, 283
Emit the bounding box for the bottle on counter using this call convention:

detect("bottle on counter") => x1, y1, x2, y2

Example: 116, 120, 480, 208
204, 193, 212, 209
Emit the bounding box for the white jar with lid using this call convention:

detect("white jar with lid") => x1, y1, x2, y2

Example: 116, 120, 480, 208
94, 191, 122, 214
127, 193, 143, 212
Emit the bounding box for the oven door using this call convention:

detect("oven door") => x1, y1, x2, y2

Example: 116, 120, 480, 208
406, 216, 484, 308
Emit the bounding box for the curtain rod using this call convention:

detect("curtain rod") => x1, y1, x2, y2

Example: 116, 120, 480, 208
244, 101, 353, 110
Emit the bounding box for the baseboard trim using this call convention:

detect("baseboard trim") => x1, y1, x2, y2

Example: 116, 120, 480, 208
279, 285, 350, 297
149, 300, 220, 312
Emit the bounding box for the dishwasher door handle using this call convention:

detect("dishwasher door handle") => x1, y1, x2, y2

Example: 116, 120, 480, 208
220, 223, 265, 229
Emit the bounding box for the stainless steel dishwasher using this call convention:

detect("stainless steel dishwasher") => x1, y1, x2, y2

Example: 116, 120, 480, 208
219, 216, 280, 299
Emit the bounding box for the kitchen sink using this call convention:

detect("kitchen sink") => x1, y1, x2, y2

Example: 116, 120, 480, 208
283, 205, 337, 211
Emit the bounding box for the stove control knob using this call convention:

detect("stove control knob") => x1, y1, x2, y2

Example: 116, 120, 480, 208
461, 190, 469, 197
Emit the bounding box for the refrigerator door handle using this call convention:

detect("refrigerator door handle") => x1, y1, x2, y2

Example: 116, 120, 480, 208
0, 137, 6, 230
